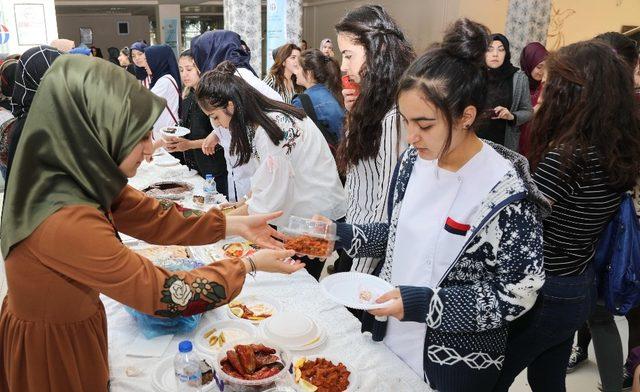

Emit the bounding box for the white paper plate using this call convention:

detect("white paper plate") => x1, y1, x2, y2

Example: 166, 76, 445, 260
227, 295, 282, 324
153, 154, 180, 167
260, 312, 327, 351
320, 272, 394, 310
152, 355, 219, 392
291, 355, 359, 392
195, 319, 258, 356
161, 126, 191, 137
153, 147, 168, 157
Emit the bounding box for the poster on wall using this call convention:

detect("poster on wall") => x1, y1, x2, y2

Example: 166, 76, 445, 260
266, 0, 287, 70
162, 18, 178, 56
79, 27, 93, 45
14, 4, 47, 45
0, 5, 11, 53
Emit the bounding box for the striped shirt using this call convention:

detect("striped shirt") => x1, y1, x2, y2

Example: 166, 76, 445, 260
263, 74, 295, 104
346, 108, 405, 273
534, 149, 621, 276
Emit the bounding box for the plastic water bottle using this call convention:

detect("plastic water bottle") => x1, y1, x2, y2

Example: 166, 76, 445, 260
203, 174, 217, 204
174, 340, 202, 391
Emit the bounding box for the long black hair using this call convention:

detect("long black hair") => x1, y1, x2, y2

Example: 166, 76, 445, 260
397, 18, 490, 158
299, 49, 343, 106
196, 61, 306, 167
529, 40, 640, 191
335, 5, 415, 172
594, 32, 639, 70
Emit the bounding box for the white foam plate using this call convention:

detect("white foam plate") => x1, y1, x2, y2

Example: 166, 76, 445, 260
152, 355, 218, 392
195, 319, 258, 356
260, 312, 327, 351
161, 126, 191, 137
153, 154, 180, 167
320, 272, 395, 310
292, 355, 359, 392
227, 295, 282, 324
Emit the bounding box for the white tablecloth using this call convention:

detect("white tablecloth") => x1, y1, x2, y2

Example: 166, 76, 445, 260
105, 271, 430, 391
105, 153, 431, 391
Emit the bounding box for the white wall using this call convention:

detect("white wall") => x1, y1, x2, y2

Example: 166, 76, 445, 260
0, 0, 59, 54
302, 0, 470, 57
56, 14, 149, 53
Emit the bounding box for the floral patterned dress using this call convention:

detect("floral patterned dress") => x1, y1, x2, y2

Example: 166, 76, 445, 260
0, 185, 246, 391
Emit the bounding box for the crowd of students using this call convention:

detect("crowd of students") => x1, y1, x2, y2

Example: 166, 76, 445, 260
0, 4, 640, 392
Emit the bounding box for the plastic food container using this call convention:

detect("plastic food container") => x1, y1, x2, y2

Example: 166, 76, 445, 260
280, 216, 338, 258
212, 338, 291, 392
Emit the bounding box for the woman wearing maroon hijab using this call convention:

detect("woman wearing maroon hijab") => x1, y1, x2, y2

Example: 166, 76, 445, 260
519, 42, 548, 156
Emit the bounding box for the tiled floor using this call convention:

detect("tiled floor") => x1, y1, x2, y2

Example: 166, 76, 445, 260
0, 204, 628, 391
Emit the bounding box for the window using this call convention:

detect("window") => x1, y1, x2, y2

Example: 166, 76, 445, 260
117, 21, 129, 35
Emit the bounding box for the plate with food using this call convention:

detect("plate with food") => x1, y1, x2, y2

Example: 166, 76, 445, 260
319, 272, 394, 310
160, 126, 191, 138
195, 320, 258, 355
142, 181, 193, 200
152, 355, 218, 392
260, 311, 326, 351
292, 355, 358, 392
207, 240, 258, 261
214, 339, 290, 391
227, 295, 280, 324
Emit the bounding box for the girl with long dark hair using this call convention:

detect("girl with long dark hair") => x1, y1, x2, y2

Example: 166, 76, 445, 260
334, 4, 415, 274
494, 39, 640, 392
326, 18, 546, 391
292, 49, 345, 142
566, 31, 640, 390
191, 30, 282, 203
263, 43, 303, 104
197, 62, 345, 279
164, 50, 228, 196
118, 46, 136, 76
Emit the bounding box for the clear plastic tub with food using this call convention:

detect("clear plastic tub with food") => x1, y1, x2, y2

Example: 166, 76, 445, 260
212, 338, 291, 392
280, 216, 338, 258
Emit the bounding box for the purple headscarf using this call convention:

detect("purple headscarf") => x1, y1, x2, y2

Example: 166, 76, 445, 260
520, 42, 548, 93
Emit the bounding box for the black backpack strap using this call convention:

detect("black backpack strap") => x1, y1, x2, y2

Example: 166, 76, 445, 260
296, 93, 338, 147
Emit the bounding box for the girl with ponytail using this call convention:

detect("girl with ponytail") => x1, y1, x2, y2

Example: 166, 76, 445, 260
292, 49, 346, 144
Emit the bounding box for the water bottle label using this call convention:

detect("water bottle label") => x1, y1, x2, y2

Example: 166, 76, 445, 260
175, 371, 201, 385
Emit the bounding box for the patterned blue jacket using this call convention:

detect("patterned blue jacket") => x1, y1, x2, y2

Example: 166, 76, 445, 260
335, 142, 550, 389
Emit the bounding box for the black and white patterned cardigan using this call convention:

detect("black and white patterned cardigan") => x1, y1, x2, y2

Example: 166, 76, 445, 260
335, 142, 551, 386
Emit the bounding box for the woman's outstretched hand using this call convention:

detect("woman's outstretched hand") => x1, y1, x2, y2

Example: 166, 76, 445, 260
243, 249, 304, 274
225, 211, 287, 249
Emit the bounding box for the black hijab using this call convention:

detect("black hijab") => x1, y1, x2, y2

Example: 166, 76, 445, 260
487, 34, 518, 81
477, 34, 518, 145
190, 30, 256, 75
7, 45, 63, 182
144, 44, 182, 117
130, 41, 149, 82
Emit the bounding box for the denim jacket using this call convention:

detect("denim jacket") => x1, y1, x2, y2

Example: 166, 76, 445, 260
292, 84, 345, 141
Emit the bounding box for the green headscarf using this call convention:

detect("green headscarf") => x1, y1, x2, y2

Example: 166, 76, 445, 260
1, 55, 165, 258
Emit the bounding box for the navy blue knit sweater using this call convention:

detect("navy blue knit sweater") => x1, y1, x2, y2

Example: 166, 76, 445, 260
335, 143, 550, 392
